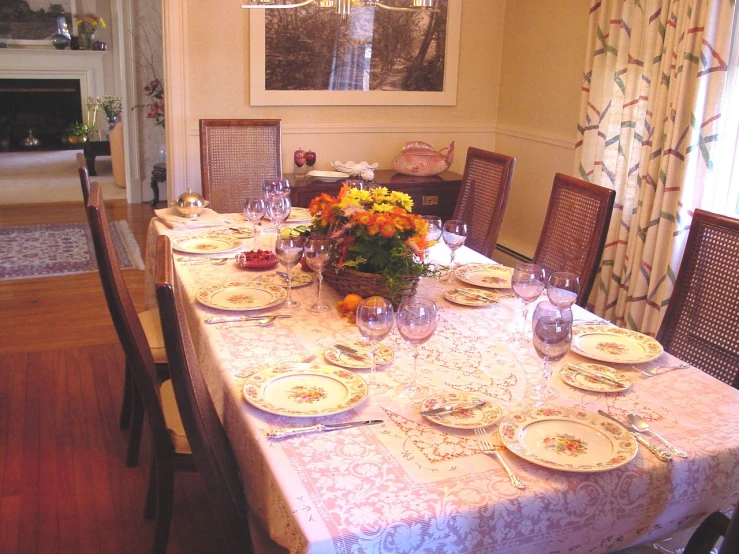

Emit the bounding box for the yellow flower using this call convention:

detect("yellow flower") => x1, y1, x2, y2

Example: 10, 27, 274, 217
389, 191, 413, 211
372, 202, 394, 213
370, 186, 390, 203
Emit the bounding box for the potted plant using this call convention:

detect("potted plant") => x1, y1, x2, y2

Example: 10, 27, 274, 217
64, 122, 89, 145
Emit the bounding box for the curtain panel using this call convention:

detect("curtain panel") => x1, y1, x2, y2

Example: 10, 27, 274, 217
575, 0, 735, 335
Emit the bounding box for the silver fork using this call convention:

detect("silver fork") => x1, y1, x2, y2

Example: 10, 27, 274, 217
473, 427, 525, 490
632, 363, 690, 377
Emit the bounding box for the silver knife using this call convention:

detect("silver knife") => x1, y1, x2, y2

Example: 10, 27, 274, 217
334, 344, 369, 361
451, 289, 494, 303
567, 364, 626, 387
420, 399, 486, 417
266, 419, 383, 439
205, 314, 292, 324
597, 410, 672, 462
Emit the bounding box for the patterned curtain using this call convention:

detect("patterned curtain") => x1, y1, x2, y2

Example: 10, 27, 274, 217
575, 0, 736, 336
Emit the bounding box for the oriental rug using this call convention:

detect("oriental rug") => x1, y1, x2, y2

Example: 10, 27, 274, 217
0, 221, 144, 281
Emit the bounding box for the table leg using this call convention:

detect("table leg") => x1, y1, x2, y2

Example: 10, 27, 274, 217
150, 174, 160, 207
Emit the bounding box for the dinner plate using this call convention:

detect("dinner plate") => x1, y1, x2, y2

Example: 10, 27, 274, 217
323, 340, 394, 369
256, 271, 313, 288
195, 282, 286, 311
443, 287, 499, 307
454, 264, 514, 289
286, 207, 313, 222
171, 234, 243, 254
242, 362, 368, 417
420, 392, 501, 429
559, 363, 632, 393
307, 170, 350, 182
499, 406, 638, 472
571, 324, 663, 364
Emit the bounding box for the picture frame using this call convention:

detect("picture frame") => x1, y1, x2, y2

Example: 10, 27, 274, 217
0, 1, 75, 46
248, 1, 461, 106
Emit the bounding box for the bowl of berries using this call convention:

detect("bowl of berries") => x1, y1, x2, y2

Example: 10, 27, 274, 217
236, 250, 279, 270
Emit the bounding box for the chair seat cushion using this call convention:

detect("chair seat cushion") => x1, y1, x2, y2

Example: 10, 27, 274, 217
138, 308, 167, 364
160, 379, 192, 455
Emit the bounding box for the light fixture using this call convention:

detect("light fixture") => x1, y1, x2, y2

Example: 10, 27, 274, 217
241, 0, 439, 17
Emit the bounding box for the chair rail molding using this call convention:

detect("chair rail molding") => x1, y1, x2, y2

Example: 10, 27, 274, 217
495, 123, 576, 150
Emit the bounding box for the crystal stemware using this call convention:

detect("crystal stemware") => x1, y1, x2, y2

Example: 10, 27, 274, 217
510, 263, 546, 344
355, 296, 394, 395
395, 296, 437, 400
530, 301, 572, 406
266, 195, 291, 232
303, 236, 332, 312
546, 271, 580, 314
264, 178, 291, 199
274, 236, 304, 308
243, 196, 266, 246
442, 219, 468, 276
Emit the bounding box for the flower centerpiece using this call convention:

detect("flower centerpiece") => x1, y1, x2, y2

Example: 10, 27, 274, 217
308, 184, 437, 305
74, 13, 105, 50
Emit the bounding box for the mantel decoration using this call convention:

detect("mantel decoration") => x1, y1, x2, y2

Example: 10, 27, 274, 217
308, 183, 437, 304
74, 13, 106, 50
100, 95, 123, 130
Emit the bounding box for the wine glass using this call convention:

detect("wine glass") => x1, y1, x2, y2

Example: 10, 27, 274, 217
421, 215, 443, 265
274, 237, 304, 308
264, 179, 291, 199
442, 219, 468, 276
511, 263, 546, 344
266, 195, 291, 232
303, 236, 332, 312
355, 296, 394, 395
346, 180, 366, 190
546, 271, 580, 315
243, 196, 266, 246
530, 301, 572, 406
395, 296, 437, 400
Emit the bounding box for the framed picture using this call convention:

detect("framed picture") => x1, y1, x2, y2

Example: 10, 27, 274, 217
249, 0, 461, 106
0, 1, 75, 44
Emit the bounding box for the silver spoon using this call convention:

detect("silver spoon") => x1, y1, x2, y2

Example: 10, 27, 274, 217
627, 413, 688, 458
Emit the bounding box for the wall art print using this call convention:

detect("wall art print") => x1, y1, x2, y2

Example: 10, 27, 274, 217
0, 0, 74, 42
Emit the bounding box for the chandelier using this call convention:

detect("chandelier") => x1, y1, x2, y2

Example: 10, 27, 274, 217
241, 0, 439, 18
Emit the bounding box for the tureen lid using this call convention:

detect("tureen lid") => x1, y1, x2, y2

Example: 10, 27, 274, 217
176, 189, 206, 208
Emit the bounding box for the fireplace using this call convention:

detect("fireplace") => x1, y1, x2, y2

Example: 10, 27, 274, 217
0, 78, 84, 152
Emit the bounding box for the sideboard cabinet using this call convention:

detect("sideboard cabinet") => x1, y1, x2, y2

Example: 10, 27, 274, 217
289, 170, 462, 222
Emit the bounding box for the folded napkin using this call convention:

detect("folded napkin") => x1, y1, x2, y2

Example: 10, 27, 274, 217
155, 207, 230, 229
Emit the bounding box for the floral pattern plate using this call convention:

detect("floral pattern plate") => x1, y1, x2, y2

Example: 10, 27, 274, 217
499, 406, 638, 472
195, 282, 286, 311
443, 287, 499, 307
571, 325, 663, 364
454, 264, 514, 289
420, 392, 502, 429
286, 207, 313, 222
256, 271, 314, 288
559, 363, 632, 393
324, 340, 394, 369
242, 362, 368, 417
171, 234, 243, 254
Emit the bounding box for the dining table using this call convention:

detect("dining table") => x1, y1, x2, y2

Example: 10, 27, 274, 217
144, 211, 739, 554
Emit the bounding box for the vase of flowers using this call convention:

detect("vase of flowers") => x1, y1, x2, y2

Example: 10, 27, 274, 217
308, 184, 437, 305
100, 95, 122, 130
74, 13, 105, 50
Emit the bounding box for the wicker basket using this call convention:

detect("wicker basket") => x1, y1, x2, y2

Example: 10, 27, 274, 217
322, 266, 419, 307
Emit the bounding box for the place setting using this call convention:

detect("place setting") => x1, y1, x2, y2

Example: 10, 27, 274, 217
171, 232, 244, 256
323, 340, 394, 370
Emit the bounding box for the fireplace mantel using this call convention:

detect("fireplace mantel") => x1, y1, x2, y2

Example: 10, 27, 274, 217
0, 49, 107, 127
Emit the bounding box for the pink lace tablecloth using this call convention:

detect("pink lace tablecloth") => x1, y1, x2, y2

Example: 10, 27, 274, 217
145, 220, 739, 554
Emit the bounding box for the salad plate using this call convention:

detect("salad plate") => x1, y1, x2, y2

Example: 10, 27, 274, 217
307, 170, 350, 182
443, 287, 499, 307
286, 207, 313, 222
195, 282, 286, 311
419, 392, 501, 430
171, 234, 242, 254
571, 325, 663, 364
256, 271, 313, 288
242, 362, 368, 417
454, 264, 514, 289
323, 340, 394, 369
559, 363, 632, 393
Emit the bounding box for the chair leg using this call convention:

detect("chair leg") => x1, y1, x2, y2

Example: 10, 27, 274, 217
119, 360, 133, 429
151, 459, 174, 554
126, 384, 144, 467
144, 460, 157, 520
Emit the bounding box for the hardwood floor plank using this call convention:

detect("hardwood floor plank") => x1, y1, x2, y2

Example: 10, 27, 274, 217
18, 352, 42, 553
38, 350, 62, 554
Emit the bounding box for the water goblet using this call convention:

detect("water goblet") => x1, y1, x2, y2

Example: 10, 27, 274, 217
421, 215, 443, 266
355, 296, 394, 395
274, 236, 304, 308
395, 296, 437, 400
345, 180, 366, 190
511, 263, 546, 344
530, 301, 572, 406
243, 196, 266, 246
442, 219, 468, 277
546, 271, 580, 314
266, 195, 291, 232
264, 178, 291, 199
303, 236, 333, 312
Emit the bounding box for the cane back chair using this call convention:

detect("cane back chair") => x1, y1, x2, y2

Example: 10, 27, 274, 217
199, 119, 282, 214
683, 496, 739, 554
452, 147, 515, 258
532, 173, 616, 307
656, 209, 739, 389
156, 234, 254, 554
86, 182, 196, 554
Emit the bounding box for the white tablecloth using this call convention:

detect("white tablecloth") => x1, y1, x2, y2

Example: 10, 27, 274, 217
144, 219, 739, 554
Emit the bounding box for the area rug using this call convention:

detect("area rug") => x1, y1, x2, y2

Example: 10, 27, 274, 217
0, 221, 145, 281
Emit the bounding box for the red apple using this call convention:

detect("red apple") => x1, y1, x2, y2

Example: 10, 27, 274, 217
305, 150, 316, 167
294, 148, 306, 167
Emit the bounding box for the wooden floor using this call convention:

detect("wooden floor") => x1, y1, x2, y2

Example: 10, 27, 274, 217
0, 200, 227, 554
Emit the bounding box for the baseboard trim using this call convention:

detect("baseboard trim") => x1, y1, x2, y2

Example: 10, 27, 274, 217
494, 243, 532, 263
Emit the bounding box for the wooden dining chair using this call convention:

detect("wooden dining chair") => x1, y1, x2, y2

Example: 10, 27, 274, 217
532, 173, 616, 307
199, 119, 283, 214
155, 234, 254, 554
683, 497, 739, 554
656, 209, 739, 389
451, 147, 515, 258
77, 152, 90, 204
85, 181, 169, 467
87, 182, 196, 554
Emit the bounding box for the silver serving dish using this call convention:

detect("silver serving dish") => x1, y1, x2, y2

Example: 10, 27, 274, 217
175, 189, 209, 218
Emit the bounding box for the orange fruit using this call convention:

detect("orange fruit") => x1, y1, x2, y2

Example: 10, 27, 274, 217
341, 293, 363, 312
